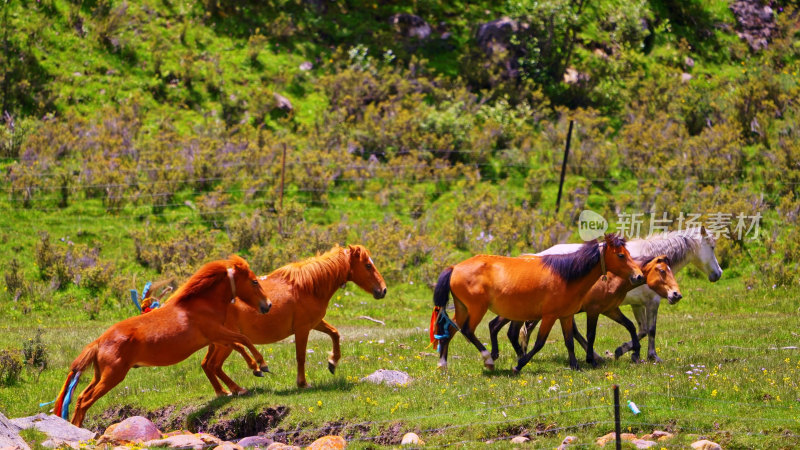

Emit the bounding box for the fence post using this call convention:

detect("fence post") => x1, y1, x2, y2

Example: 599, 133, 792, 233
555, 119, 574, 214
613, 384, 621, 450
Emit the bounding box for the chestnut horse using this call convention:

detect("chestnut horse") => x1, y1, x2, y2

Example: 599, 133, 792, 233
54, 255, 271, 427
201, 244, 387, 393
431, 234, 643, 373
489, 255, 682, 367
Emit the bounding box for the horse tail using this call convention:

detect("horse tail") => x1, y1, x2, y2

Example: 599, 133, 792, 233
430, 267, 454, 344
54, 342, 96, 420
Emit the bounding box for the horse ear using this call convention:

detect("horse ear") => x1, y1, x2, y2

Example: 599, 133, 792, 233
348, 245, 361, 257
700, 225, 707, 236
228, 254, 250, 271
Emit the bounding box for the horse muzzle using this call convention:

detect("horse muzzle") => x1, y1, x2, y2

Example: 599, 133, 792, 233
708, 270, 722, 282
667, 291, 682, 305
630, 273, 645, 286
373, 287, 387, 299
259, 299, 272, 314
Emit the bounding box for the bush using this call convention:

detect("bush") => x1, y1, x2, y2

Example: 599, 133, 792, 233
0, 350, 23, 386
22, 329, 48, 371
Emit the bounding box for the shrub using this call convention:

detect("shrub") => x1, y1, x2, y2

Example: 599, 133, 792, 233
22, 329, 48, 371
0, 350, 23, 386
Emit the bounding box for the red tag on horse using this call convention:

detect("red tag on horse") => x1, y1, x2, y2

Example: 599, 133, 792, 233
429, 307, 439, 344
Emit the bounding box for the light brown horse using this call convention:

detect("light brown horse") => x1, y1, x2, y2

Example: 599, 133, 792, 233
54, 255, 271, 427
431, 234, 643, 373
201, 244, 387, 394
489, 255, 682, 366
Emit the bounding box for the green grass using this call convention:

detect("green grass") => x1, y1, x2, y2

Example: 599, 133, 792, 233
1, 275, 799, 448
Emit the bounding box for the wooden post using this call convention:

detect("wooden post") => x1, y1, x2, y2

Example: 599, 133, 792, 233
280, 143, 287, 210
613, 384, 621, 450
555, 119, 574, 213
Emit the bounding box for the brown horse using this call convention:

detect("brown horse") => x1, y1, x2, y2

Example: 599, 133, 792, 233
431, 234, 643, 373
489, 255, 682, 367
53, 255, 271, 427
201, 244, 387, 394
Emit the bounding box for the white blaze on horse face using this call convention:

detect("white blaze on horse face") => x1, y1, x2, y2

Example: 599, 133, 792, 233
368, 256, 374, 266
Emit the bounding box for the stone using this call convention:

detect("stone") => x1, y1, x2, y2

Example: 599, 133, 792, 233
510, 435, 529, 444
400, 432, 424, 445
360, 369, 411, 386
621, 433, 637, 441
214, 442, 244, 450
10, 414, 95, 445
307, 435, 346, 450
681, 72, 693, 83
561, 436, 577, 444
563, 67, 590, 85
299, 62, 313, 71
596, 432, 616, 447
0, 411, 29, 450
144, 433, 222, 449
390, 14, 432, 40
632, 439, 658, 449
730, 0, 777, 51
652, 430, 673, 440
691, 440, 722, 450
265, 443, 301, 450
101, 416, 161, 443
238, 435, 274, 448
272, 93, 293, 113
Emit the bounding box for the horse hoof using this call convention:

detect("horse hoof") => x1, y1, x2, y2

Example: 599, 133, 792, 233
490, 351, 499, 361
235, 388, 249, 396
511, 367, 521, 376
631, 355, 641, 364
614, 348, 624, 360
297, 382, 312, 389
648, 355, 663, 363
217, 391, 231, 397
260, 365, 271, 374
328, 361, 336, 374
253, 370, 264, 377
484, 362, 495, 371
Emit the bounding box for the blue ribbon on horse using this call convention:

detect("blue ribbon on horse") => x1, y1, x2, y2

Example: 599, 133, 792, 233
433, 307, 460, 351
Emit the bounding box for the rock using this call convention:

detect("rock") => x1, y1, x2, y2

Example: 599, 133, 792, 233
558, 435, 577, 448
681, 72, 693, 83
400, 432, 424, 445
265, 443, 301, 450
563, 67, 590, 85
621, 433, 637, 441
215, 442, 244, 450
0, 412, 29, 450
10, 414, 95, 445
272, 93, 293, 113
596, 432, 616, 447
476, 17, 526, 55
238, 435, 274, 448
144, 433, 222, 449
101, 416, 161, 443
299, 62, 313, 71
652, 430, 673, 440
632, 439, 658, 449
510, 435, 529, 444
684, 56, 695, 69
390, 14, 432, 40
307, 435, 346, 450
691, 440, 722, 450
360, 369, 411, 386
730, 0, 777, 51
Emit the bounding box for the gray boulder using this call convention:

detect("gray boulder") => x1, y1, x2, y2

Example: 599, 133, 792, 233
0, 411, 30, 450
360, 369, 411, 386
10, 414, 95, 447
390, 13, 432, 40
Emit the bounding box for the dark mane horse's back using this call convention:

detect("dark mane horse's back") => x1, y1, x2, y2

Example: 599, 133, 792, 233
540, 240, 601, 282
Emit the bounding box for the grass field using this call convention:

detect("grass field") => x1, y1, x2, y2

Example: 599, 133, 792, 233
2, 272, 799, 448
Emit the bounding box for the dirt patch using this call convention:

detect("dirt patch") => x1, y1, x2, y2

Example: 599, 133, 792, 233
196, 406, 290, 442
371, 422, 406, 446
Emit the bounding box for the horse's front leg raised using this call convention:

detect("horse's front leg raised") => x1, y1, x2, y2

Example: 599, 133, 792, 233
205, 325, 269, 375
617, 303, 649, 355
607, 308, 641, 363
313, 320, 341, 374
513, 315, 557, 374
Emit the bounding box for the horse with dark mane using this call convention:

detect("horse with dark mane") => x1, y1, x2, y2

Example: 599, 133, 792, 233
431, 234, 643, 373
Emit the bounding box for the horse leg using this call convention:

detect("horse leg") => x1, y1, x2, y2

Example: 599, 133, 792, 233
488, 316, 510, 361
212, 345, 250, 395
313, 320, 341, 374
205, 325, 269, 375
560, 316, 580, 371
582, 313, 603, 367
645, 298, 662, 362
607, 308, 641, 363
454, 298, 493, 369
519, 320, 539, 354
507, 320, 526, 359
617, 303, 648, 355
294, 329, 312, 388
201, 344, 231, 396
513, 315, 557, 374
436, 322, 457, 370
72, 364, 129, 427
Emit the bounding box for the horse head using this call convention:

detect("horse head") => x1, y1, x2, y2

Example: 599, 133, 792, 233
228, 255, 271, 313
603, 234, 644, 286
346, 245, 387, 299
643, 255, 682, 304
692, 226, 722, 282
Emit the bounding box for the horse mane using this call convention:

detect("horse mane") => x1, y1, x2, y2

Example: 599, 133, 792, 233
270, 246, 350, 297
632, 230, 701, 267
168, 255, 250, 304
540, 240, 601, 282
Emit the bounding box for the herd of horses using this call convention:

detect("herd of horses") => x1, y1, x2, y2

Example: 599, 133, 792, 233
53, 228, 721, 427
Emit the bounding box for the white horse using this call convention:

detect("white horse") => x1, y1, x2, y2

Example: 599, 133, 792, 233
489, 227, 722, 363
